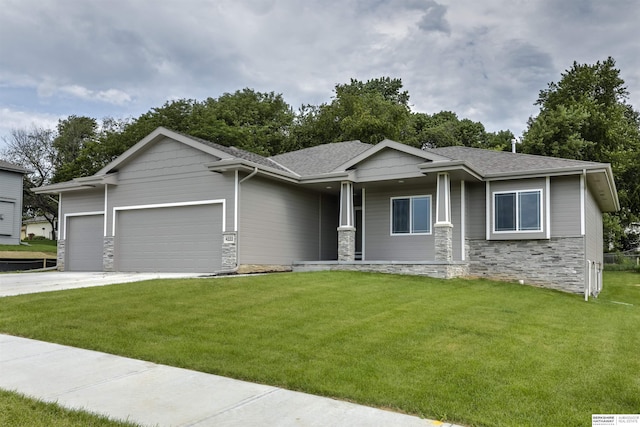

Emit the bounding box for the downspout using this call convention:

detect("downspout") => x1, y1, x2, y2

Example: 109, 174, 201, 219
239, 167, 259, 184
216, 167, 259, 275
582, 169, 589, 301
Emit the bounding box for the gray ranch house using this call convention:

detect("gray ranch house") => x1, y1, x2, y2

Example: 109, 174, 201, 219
36, 127, 619, 295
0, 160, 28, 245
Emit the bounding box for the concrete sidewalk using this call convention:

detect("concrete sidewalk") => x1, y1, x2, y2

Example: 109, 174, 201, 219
0, 334, 463, 427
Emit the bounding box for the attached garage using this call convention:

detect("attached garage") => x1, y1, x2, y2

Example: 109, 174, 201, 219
114, 202, 223, 273
66, 214, 104, 271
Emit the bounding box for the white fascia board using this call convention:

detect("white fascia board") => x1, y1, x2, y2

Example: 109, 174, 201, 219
297, 171, 355, 183
34, 174, 119, 194
418, 161, 483, 181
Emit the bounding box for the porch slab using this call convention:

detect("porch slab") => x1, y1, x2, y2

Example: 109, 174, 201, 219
292, 261, 468, 279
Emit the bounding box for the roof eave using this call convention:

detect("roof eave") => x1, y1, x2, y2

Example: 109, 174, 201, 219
34, 173, 118, 194
205, 159, 301, 183
418, 161, 483, 181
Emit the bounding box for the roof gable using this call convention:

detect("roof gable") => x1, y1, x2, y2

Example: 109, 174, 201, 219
96, 127, 237, 175
95, 127, 291, 175
333, 139, 451, 173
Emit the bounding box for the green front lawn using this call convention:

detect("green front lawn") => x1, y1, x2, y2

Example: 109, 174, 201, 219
0, 389, 140, 427
0, 271, 638, 427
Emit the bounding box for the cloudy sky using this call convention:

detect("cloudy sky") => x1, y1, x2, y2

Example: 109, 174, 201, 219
1, 0, 639, 150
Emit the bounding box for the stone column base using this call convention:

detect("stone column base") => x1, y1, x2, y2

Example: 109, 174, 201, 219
103, 237, 114, 271
222, 232, 238, 270
434, 223, 453, 262
337, 226, 356, 262
57, 239, 66, 271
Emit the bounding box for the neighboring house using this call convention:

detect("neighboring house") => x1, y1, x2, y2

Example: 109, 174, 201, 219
0, 160, 28, 245
625, 222, 640, 252
21, 216, 55, 240
35, 127, 619, 296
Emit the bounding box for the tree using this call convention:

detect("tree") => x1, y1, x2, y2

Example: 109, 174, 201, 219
52, 116, 99, 183
1, 126, 58, 238
521, 57, 640, 250
197, 89, 295, 156
403, 111, 512, 150
292, 77, 412, 146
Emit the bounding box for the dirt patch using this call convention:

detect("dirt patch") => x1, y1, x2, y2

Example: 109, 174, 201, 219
0, 251, 56, 259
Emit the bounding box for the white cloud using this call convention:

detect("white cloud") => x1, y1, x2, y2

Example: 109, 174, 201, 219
0, 108, 62, 149
60, 85, 132, 105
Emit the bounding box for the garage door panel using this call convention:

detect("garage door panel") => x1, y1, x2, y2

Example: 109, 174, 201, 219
67, 215, 104, 271
115, 204, 222, 273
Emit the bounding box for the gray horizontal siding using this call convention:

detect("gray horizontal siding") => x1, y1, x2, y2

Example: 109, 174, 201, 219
355, 149, 426, 181
550, 176, 581, 237
465, 182, 485, 239
59, 190, 105, 239
585, 188, 602, 263
239, 177, 321, 265
364, 182, 436, 261
0, 171, 23, 243
451, 181, 461, 261
320, 194, 339, 260
106, 137, 235, 235
0, 170, 22, 201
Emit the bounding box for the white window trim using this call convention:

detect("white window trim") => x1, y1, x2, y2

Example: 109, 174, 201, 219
390, 195, 432, 236
492, 189, 543, 234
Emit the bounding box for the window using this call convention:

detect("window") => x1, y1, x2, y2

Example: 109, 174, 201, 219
494, 190, 541, 232
391, 196, 431, 235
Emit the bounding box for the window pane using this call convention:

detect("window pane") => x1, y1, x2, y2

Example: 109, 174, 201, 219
495, 193, 516, 231
412, 197, 430, 233
519, 191, 541, 230
392, 198, 409, 233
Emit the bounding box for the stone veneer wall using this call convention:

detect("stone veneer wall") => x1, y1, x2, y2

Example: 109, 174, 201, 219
56, 239, 65, 271
221, 232, 238, 270
467, 237, 586, 294
103, 237, 114, 271
293, 261, 468, 280
337, 227, 356, 261
434, 223, 453, 262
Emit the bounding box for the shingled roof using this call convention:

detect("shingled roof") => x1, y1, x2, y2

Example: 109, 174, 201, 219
428, 146, 606, 177
269, 141, 373, 176
0, 160, 29, 174
178, 132, 292, 173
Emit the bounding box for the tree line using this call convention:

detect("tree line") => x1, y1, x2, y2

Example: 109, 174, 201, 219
3, 61, 639, 250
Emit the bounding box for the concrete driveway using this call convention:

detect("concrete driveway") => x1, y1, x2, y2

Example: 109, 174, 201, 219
0, 271, 205, 297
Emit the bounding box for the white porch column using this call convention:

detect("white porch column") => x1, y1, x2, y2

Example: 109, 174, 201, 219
435, 172, 453, 262
337, 181, 355, 261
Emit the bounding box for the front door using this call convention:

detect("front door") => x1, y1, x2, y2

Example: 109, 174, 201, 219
355, 208, 362, 260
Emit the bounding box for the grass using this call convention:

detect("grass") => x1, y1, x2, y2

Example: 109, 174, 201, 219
0, 389, 140, 427
0, 271, 638, 427
0, 240, 57, 253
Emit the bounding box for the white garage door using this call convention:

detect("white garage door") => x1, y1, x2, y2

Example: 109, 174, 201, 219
66, 215, 104, 271
115, 204, 222, 273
